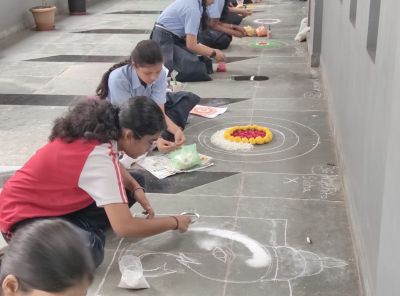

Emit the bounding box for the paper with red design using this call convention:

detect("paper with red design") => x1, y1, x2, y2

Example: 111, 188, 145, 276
190, 105, 227, 118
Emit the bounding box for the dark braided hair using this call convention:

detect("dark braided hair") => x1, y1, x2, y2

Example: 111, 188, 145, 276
200, 0, 209, 31
96, 60, 130, 100
96, 40, 163, 100
49, 96, 166, 143
221, 0, 230, 19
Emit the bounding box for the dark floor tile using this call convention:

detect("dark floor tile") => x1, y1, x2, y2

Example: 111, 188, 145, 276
0, 94, 85, 106
75, 29, 152, 34
199, 97, 250, 107
224, 56, 257, 63
25, 55, 127, 63
25, 55, 255, 64
107, 10, 162, 14
131, 168, 239, 194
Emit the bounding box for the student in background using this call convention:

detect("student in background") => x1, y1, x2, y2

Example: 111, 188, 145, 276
97, 40, 200, 153
0, 219, 94, 296
151, 0, 225, 82
0, 98, 192, 268
199, 0, 249, 49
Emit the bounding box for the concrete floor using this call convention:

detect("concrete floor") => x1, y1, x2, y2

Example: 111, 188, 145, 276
0, 0, 361, 295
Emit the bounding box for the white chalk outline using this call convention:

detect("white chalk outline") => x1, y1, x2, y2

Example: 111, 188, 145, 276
96, 217, 348, 296
185, 115, 320, 163
254, 18, 281, 25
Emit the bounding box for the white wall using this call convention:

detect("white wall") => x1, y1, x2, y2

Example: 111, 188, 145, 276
0, 0, 46, 39
318, 0, 400, 295
375, 19, 400, 296
0, 0, 100, 39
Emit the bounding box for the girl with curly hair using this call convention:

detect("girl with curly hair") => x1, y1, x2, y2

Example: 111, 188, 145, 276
0, 97, 191, 267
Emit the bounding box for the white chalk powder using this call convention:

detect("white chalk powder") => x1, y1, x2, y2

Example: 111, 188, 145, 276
191, 227, 271, 268
211, 130, 254, 152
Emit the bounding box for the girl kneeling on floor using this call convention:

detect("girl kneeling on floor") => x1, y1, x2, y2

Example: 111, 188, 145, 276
97, 40, 200, 153
0, 97, 192, 268
151, 0, 225, 82
199, 0, 249, 50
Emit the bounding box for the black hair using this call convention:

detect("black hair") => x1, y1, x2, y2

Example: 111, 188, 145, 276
0, 219, 94, 294
201, 0, 209, 31
221, 0, 230, 19
96, 40, 164, 99
49, 96, 166, 143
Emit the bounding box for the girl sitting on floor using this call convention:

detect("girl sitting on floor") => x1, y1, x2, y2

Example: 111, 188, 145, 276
97, 40, 200, 153
199, 0, 249, 50
151, 0, 226, 82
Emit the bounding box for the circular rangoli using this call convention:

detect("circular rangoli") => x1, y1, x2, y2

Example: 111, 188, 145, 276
248, 40, 284, 49
211, 125, 273, 151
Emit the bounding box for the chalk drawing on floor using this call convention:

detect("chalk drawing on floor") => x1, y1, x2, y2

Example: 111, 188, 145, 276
107, 217, 348, 296
254, 18, 281, 25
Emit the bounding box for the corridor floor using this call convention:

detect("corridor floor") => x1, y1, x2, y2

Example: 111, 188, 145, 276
0, 0, 361, 295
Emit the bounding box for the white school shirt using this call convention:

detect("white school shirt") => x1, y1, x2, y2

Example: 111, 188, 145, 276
207, 0, 225, 19
107, 64, 168, 106
157, 0, 203, 37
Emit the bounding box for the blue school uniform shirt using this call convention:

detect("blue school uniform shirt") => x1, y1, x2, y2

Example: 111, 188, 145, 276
157, 0, 203, 37
107, 64, 168, 106
207, 0, 225, 19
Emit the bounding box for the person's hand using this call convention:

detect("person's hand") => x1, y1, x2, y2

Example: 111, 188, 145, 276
156, 137, 176, 153
240, 8, 252, 17
174, 128, 185, 147
133, 188, 155, 219
231, 29, 245, 38
233, 25, 247, 36
215, 49, 225, 62
231, 26, 246, 38
175, 215, 192, 233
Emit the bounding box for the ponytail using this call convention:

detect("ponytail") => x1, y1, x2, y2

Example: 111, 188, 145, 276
201, 0, 209, 31
96, 60, 130, 100
221, 0, 230, 19
96, 40, 163, 100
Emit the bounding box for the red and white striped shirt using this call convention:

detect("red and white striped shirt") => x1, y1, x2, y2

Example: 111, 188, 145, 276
0, 138, 127, 232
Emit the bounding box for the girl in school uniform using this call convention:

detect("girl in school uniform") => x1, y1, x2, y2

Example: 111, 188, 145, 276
150, 0, 226, 82
199, 0, 250, 49
97, 40, 200, 153
0, 97, 192, 268
0, 220, 94, 296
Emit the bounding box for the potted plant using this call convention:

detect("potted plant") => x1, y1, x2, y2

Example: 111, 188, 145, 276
30, 0, 56, 31
68, 0, 86, 15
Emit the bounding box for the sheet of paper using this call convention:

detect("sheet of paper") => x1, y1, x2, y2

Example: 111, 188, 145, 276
190, 105, 227, 118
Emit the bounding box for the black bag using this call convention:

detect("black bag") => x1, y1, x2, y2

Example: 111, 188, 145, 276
198, 29, 233, 50
162, 91, 201, 141
165, 91, 200, 129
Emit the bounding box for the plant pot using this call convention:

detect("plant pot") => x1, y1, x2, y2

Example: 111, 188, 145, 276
30, 6, 56, 31
68, 0, 86, 15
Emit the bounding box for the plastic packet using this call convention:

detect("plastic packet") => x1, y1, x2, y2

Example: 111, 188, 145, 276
118, 255, 150, 289
168, 144, 202, 170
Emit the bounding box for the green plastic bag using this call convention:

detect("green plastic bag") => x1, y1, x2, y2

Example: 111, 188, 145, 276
168, 144, 202, 170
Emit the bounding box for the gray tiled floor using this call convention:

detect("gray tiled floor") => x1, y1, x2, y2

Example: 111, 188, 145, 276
0, 0, 360, 295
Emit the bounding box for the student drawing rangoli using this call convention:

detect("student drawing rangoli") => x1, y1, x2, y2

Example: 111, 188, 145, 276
96, 217, 349, 296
